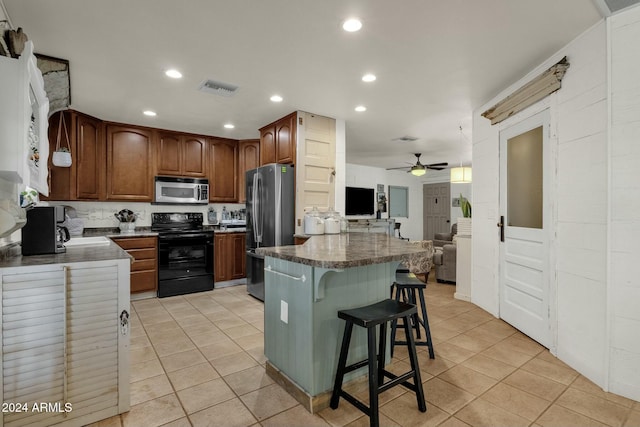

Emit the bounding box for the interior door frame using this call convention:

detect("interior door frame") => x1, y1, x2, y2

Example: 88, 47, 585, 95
498, 106, 558, 352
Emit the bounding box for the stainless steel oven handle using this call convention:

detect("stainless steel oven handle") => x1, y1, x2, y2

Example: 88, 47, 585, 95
264, 265, 306, 282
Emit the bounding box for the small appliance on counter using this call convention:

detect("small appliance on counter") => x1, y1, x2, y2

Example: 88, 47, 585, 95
21, 206, 69, 255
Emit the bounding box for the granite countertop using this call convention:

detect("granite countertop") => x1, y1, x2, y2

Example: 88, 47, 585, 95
256, 233, 428, 269
0, 239, 131, 269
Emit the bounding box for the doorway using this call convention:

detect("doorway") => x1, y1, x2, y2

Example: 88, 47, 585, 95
499, 109, 551, 348
423, 182, 450, 240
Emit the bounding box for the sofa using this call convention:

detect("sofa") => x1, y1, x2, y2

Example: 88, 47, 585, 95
433, 223, 457, 248
434, 243, 456, 283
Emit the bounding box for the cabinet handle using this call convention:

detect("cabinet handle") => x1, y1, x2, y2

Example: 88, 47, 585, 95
264, 265, 306, 282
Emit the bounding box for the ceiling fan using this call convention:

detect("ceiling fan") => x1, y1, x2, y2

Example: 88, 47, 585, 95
386, 153, 448, 176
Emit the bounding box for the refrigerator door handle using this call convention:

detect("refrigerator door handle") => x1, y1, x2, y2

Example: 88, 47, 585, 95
252, 172, 261, 245
256, 172, 264, 244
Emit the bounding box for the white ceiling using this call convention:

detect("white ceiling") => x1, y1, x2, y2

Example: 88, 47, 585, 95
3, 0, 602, 171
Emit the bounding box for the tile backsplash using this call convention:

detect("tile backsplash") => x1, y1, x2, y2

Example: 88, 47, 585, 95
46, 201, 246, 228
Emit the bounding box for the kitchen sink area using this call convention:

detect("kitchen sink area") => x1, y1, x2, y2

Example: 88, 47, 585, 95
64, 236, 111, 246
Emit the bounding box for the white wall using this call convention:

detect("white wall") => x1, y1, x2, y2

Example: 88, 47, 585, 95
473, 19, 611, 390
609, 5, 640, 400
345, 164, 424, 241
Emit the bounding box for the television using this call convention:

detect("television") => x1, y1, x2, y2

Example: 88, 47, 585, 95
345, 186, 375, 216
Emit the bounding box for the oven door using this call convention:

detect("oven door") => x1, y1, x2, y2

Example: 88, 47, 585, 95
158, 232, 214, 297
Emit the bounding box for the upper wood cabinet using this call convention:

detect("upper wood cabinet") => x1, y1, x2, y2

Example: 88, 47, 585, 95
106, 124, 154, 201
157, 131, 207, 177
46, 110, 104, 201
238, 139, 260, 203
259, 112, 296, 166
209, 138, 238, 202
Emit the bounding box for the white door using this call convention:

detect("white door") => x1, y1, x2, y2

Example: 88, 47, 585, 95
499, 110, 551, 348
296, 112, 336, 229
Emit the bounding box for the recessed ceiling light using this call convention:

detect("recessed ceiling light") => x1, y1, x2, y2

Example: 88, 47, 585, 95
270, 95, 283, 102
224, 123, 235, 129
355, 105, 367, 112
342, 18, 362, 32
143, 110, 157, 117
165, 69, 182, 79
362, 73, 376, 82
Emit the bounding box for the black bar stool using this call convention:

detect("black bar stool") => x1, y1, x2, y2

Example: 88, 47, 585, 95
391, 270, 435, 359
330, 299, 426, 427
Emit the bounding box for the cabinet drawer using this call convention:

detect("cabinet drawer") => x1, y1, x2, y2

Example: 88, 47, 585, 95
131, 270, 156, 293
128, 247, 156, 260
132, 258, 156, 272
113, 236, 157, 250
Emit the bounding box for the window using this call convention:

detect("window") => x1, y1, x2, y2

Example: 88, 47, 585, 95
388, 186, 409, 218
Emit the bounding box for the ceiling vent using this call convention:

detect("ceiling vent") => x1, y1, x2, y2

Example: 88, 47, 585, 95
392, 136, 419, 143
198, 79, 239, 97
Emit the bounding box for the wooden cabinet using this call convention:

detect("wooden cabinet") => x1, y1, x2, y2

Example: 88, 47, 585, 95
260, 112, 296, 166
157, 131, 207, 177
238, 139, 260, 203
0, 260, 130, 426
106, 124, 154, 201
46, 110, 105, 200
112, 236, 158, 294
294, 236, 310, 245
209, 138, 238, 202
214, 232, 246, 282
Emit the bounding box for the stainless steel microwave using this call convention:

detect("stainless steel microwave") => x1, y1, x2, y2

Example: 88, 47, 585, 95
154, 176, 209, 205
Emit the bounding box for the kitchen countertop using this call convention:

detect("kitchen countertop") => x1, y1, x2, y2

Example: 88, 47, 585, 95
83, 227, 159, 238
0, 239, 131, 269
256, 232, 428, 269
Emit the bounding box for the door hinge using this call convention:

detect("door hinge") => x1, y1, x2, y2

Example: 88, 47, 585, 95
298, 117, 303, 126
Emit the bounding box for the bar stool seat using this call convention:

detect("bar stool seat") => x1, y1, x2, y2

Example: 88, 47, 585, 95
391, 270, 435, 359
330, 299, 426, 427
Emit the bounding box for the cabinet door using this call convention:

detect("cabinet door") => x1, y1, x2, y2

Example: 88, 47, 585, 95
230, 233, 246, 279
183, 136, 207, 177
214, 234, 228, 282
113, 237, 158, 294
156, 131, 182, 176
2, 267, 67, 427
209, 138, 238, 202
238, 139, 260, 203
259, 124, 276, 165
106, 125, 154, 201
45, 111, 73, 200
276, 114, 295, 164
75, 113, 104, 199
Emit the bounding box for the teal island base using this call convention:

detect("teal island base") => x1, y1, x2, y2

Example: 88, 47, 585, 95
263, 256, 401, 413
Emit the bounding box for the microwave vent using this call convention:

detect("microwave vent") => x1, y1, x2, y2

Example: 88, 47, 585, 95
198, 79, 239, 97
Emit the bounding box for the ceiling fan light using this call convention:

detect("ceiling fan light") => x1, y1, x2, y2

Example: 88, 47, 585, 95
411, 166, 426, 176
451, 167, 472, 183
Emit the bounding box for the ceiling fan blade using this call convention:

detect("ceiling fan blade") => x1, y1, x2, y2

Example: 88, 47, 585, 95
426, 162, 448, 167
426, 166, 446, 170
386, 166, 409, 170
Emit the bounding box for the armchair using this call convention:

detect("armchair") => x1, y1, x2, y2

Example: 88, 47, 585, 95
399, 240, 434, 280
433, 223, 457, 248
434, 244, 456, 283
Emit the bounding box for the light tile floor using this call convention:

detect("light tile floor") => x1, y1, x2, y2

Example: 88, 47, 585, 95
90, 275, 640, 427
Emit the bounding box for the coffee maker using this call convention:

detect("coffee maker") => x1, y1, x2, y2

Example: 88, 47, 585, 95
21, 206, 69, 255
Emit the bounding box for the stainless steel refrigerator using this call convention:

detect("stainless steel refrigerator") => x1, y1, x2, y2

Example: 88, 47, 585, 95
246, 164, 295, 301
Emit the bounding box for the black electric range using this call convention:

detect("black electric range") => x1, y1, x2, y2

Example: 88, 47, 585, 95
152, 212, 214, 298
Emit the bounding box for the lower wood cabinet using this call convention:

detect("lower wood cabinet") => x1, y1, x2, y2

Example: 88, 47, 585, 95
214, 232, 246, 282
112, 236, 158, 293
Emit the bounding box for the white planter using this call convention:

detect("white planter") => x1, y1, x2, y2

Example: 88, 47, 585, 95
457, 217, 472, 236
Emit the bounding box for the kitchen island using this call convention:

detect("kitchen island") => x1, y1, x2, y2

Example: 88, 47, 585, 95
256, 233, 429, 413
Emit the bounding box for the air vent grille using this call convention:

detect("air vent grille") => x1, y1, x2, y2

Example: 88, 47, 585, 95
198, 79, 239, 97
392, 136, 419, 143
